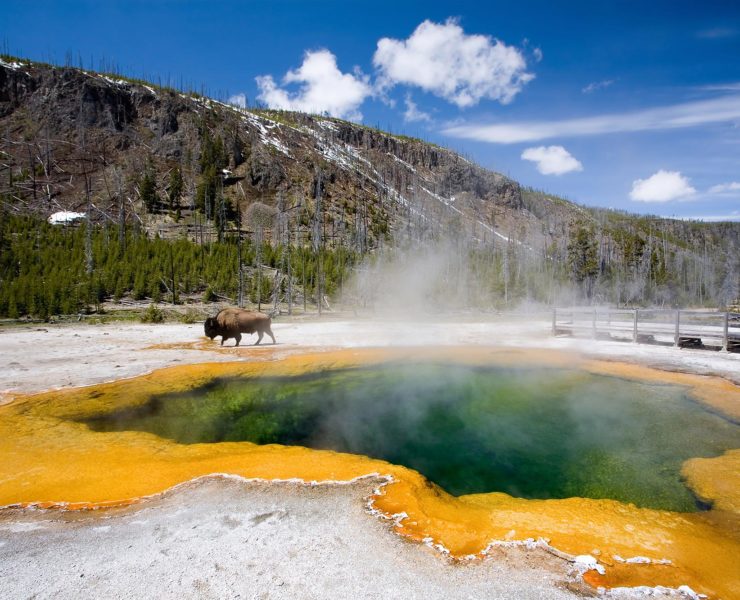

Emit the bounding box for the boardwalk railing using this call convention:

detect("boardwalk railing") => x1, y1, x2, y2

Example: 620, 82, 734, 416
552, 308, 740, 352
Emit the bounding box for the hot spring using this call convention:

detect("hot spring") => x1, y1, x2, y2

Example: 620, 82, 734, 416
82, 363, 739, 512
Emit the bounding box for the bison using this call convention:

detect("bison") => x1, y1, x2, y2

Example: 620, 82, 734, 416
204, 308, 276, 347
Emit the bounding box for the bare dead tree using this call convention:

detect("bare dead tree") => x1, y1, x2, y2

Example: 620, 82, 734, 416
311, 169, 324, 315
273, 191, 289, 314
236, 184, 245, 308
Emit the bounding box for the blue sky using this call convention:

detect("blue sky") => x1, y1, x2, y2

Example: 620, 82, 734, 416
2, 0, 739, 220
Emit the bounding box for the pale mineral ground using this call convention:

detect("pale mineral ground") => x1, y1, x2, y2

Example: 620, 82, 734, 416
0, 313, 737, 599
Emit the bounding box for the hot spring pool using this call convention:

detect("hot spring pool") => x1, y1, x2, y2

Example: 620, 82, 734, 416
82, 364, 739, 512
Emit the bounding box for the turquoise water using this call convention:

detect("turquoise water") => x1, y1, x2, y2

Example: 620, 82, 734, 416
82, 364, 740, 512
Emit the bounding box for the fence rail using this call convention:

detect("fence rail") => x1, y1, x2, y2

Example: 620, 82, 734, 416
552, 308, 740, 352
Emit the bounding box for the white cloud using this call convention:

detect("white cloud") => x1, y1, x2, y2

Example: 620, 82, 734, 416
403, 94, 431, 122
227, 93, 247, 108
443, 94, 740, 143
630, 170, 696, 203
708, 181, 740, 194
521, 145, 583, 175
256, 49, 371, 120
532, 47, 543, 63
678, 211, 740, 222
700, 82, 740, 91
582, 79, 614, 94
373, 18, 533, 108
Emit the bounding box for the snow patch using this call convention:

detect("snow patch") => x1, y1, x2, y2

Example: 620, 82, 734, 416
306, 128, 431, 225
387, 152, 418, 174
0, 58, 26, 71
240, 111, 293, 157
317, 119, 339, 132
419, 185, 515, 245
48, 211, 86, 225
98, 75, 128, 87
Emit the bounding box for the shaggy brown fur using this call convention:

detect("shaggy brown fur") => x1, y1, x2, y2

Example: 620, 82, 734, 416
204, 308, 276, 347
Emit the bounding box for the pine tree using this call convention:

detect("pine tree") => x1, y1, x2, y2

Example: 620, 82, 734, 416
167, 166, 183, 211
567, 225, 599, 298
139, 161, 159, 212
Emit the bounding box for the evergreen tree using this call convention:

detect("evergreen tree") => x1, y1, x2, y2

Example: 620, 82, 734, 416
567, 225, 599, 297
139, 161, 159, 212
167, 166, 183, 211
195, 127, 227, 217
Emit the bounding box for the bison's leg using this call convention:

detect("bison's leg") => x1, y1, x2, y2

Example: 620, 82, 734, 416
220, 336, 225, 346
234, 333, 242, 347
255, 330, 263, 345
266, 327, 276, 344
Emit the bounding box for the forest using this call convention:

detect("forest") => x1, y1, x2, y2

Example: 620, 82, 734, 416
0, 213, 357, 319
0, 205, 737, 320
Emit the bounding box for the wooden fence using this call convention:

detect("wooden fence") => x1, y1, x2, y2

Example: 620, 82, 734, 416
552, 308, 740, 352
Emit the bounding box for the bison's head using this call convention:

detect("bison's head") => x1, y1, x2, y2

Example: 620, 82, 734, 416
204, 317, 218, 340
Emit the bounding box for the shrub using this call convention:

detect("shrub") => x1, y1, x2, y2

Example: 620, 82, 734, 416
181, 308, 200, 324
140, 303, 165, 323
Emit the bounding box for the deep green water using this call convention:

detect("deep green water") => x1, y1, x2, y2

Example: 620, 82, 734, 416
82, 364, 740, 512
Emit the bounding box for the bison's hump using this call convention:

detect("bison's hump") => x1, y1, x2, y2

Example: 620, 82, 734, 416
214, 307, 271, 332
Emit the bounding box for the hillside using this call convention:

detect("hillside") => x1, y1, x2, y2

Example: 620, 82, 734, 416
1, 56, 738, 314
0, 56, 532, 244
